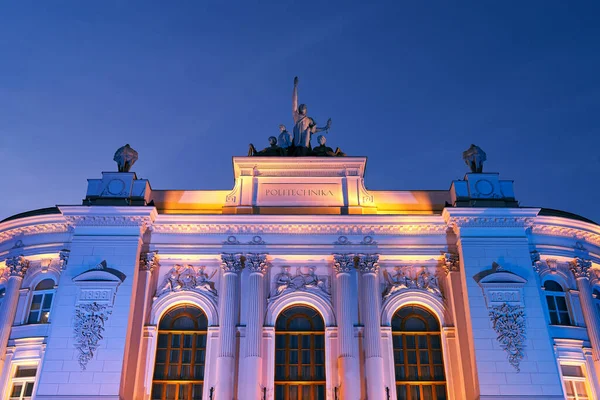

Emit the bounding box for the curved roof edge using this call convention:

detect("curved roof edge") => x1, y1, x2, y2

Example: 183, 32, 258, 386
537, 207, 598, 226
0, 207, 61, 224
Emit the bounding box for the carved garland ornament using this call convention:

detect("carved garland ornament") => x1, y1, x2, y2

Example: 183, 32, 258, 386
73, 302, 112, 370
488, 303, 526, 372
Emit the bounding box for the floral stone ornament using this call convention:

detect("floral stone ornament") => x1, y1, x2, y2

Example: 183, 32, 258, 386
74, 302, 112, 370
489, 303, 526, 371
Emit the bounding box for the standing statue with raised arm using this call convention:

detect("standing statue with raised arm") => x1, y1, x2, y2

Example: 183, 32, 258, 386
292, 76, 332, 156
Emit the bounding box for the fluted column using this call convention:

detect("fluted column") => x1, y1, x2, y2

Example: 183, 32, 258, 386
132, 251, 159, 399
358, 254, 385, 400
570, 258, 600, 377
216, 253, 243, 400
241, 253, 268, 400
0, 256, 29, 365
333, 254, 360, 400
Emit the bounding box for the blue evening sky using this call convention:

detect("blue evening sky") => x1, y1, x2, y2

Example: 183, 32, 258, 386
1, 1, 599, 222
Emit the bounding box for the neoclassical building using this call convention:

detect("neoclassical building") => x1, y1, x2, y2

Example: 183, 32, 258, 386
1, 152, 600, 400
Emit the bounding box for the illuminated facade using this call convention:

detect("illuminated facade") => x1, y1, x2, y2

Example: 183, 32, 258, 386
0, 156, 599, 400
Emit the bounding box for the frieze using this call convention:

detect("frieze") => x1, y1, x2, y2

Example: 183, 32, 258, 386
0, 223, 71, 244
447, 216, 535, 233
382, 266, 442, 299
270, 266, 330, 299
153, 223, 448, 236
156, 264, 217, 298
65, 215, 153, 229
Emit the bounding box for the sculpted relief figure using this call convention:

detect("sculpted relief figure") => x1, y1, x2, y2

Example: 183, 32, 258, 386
462, 144, 487, 173
195, 266, 218, 296
383, 266, 442, 299
156, 265, 217, 298
291, 76, 332, 156
270, 266, 330, 298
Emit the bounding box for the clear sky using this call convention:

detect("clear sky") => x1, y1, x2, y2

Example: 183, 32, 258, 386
1, 1, 599, 222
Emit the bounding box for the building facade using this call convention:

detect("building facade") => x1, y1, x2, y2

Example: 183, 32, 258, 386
0, 155, 599, 400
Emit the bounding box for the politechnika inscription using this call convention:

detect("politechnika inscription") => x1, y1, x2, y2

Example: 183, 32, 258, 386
264, 188, 334, 197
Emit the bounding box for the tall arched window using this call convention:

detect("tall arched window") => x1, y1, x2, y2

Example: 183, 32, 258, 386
152, 305, 208, 400
544, 280, 572, 326
392, 305, 447, 400
275, 305, 325, 400
27, 279, 55, 324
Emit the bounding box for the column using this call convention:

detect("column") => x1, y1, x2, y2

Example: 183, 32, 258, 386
0, 256, 29, 369
216, 253, 243, 400
570, 258, 600, 378
358, 254, 385, 400
132, 251, 159, 399
333, 254, 360, 400
240, 253, 268, 400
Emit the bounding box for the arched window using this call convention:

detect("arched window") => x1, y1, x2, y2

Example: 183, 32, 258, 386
544, 280, 572, 326
151, 305, 208, 400
275, 305, 325, 400
27, 279, 55, 324
392, 306, 447, 400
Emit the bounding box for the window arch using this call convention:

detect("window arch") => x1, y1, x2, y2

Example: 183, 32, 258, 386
544, 280, 572, 326
27, 279, 55, 324
392, 305, 447, 400
152, 305, 208, 400
275, 305, 325, 400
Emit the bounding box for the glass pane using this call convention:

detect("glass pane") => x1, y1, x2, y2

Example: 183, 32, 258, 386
561, 365, 584, 377
171, 335, 181, 348
30, 295, 42, 310
436, 385, 447, 400
302, 366, 311, 378
556, 296, 568, 311
422, 385, 433, 400
156, 350, 167, 363
179, 384, 189, 400
181, 365, 190, 379
560, 311, 572, 326
408, 366, 418, 380
303, 385, 311, 398
170, 350, 180, 363
15, 367, 37, 378
192, 384, 203, 400
183, 334, 193, 348
315, 365, 325, 380
196, 334, 207, 348
154, 364, 165, 379
549, 310, 559, 325
420, 350, 429, 364
315, 350, 324, 364
182, 350, 192, 363
546, 296, 557, 310
290, 350, 298, 364
196, 349, 206, 363
27, 311, 39, 324
434, 366, 445, 380
421, 366, 431, 379
276, 335, 286, 348
574, 381, 589, 396
407, 351, 417, 364
168, 365, 178, 379
290, 335, 298, 348
302, 335, 311, 348
432, 350, 442, 364
406, 336, 416, 349
410, 385, 421, 399
314, 335, 324, 348
418, 336, 428, 348
10, 383, 23, 397
396, 385, 407, 400
151, 383, 163, 400
564, 381, 575, 395
302, 350, 311, 363
405, 317, 426, 331
165, 384, 176, 400
194, 365, 204, 380
317, 385, 326, 400
276, 350, 285, 363
289, 366, 298, 380
158, 334, 168, 347
42, 293, 54, 309
40, 311, 50, 323
275, 365, 285, 380
275, 385, 284, 400
430, 336, 441, 349
290, 385, 298, 398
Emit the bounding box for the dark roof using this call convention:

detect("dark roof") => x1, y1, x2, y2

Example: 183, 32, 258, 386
538, 208, 598, 226
0, 207, 61, 223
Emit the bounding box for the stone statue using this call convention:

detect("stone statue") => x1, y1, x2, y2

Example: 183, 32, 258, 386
273, 266, 293, 297
195, 266, 218, 296
270, 266, 330, 298
278, 125, 293, 149
113, 144, 138, 172
312, 135, 346, 157
248, 136, 284, 156
463, 144, 487, 173
292, 76, 332, 156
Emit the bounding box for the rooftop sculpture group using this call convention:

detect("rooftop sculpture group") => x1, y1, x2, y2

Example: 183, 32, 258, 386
249, 77, 346, 157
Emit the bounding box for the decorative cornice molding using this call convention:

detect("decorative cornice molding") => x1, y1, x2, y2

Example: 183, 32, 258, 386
64, 215, 153, 229
442, 252, 460, 275
5, 255, 30, 278
570, 257, 592, 280
357, 253, 379, 274
140, 251, 159, 272
153, 223, 448, 236
333, 253, 355, 274
531, 224, 600, 247
245, 253, 268, 275
0, 223, 71, 244
220, 253, 243, 273
446, 216, 535, 234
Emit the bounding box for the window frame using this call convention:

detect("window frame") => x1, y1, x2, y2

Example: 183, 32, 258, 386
560, 363, 592, 400
26, 279, 56, 325
543, 280, 572, 326
8, 364, 38, 400
274, 306, 326, 400
151, 306, 208, 400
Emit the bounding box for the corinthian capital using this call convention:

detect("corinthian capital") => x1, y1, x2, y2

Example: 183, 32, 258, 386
333, 253, 355, 274
570, 257, 592, 280
221, 253, 243, 274
245, 253, 268, 275
357, 254, 379, 274
5, 256, 30, 278
442, 252, 460, 275
140, 251, 160, 272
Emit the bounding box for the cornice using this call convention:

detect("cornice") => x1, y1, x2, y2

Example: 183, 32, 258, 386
59, 206, 157, 231
0, 214, 70, 246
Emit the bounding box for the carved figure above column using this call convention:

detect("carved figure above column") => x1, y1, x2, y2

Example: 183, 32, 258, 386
156, 265, 217, 298
570, 257, 592, 280
245, 253, 268, 275
140, 251, 159, 272
333, 253, 355, 274
270, 266, 330, 299
383, 266, 442, 299
221, 253, 244, 274
5, 255, 30, 278
357, 254, 379, 274
59, 249, 70, 271
442, 252, 460, 275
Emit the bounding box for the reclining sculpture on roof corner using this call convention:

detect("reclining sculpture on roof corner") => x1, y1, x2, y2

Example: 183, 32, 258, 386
248, 76, 347, 157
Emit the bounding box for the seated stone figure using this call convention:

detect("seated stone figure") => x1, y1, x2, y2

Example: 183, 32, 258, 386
312, 135, 346, 157
248, 136, 284, 156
